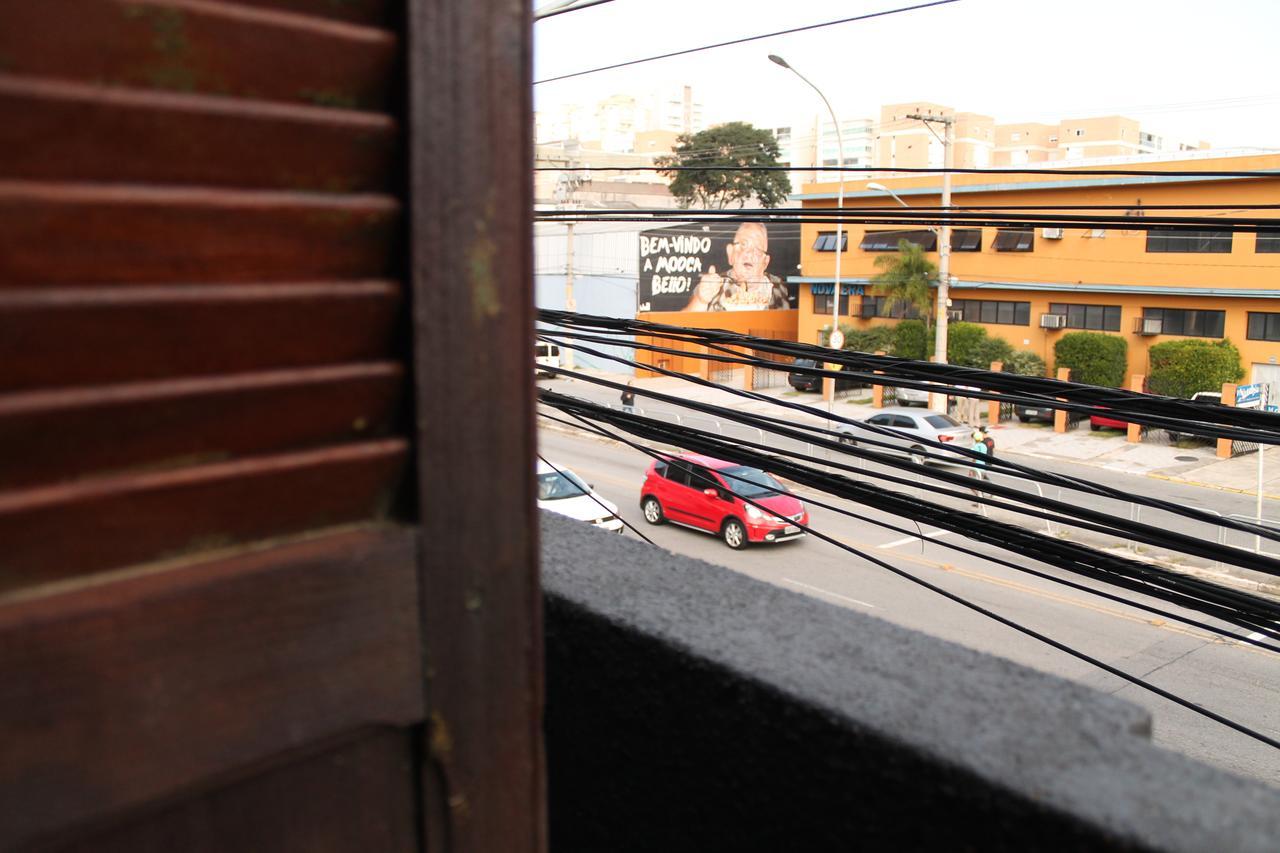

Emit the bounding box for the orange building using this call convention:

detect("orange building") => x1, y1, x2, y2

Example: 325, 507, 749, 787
791, 153, 1280, 389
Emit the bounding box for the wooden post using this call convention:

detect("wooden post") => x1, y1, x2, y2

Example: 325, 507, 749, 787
987, 361, 1003, 425
1053, 367, 1071, 433
872, 350, 886, 408
1126, 374, 1145, 443
1217, 382, 1239, 459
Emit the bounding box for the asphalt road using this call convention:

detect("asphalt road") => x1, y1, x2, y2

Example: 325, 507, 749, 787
538, 421, 1280, 787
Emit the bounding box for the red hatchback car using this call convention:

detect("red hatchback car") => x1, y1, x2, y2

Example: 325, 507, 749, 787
640, 453, 808, 549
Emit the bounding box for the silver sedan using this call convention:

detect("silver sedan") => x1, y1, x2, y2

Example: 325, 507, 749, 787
834, 407, 975, 465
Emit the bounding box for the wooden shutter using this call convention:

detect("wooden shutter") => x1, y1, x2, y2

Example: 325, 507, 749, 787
0, 0, 542, 850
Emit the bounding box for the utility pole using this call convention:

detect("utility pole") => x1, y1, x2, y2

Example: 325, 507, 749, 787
564, 221, 575, 367
907, 112, 955, 412
553, 150, 583, 369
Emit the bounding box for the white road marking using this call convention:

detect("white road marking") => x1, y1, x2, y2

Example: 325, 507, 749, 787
781, 578, 876, 609
878, 529, 953, 550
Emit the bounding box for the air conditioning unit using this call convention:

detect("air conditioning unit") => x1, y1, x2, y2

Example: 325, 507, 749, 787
947, 309, 963, 322
1082, 228, 1106, 239
1134, 317, 1163, 336
1039, 313, 1066, 329
1041, 227, 1064, 239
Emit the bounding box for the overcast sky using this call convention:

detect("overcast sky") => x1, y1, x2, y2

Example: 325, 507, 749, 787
534, 0, 1280, 149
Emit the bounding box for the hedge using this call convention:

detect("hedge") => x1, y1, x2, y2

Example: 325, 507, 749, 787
891, 319, 930, 360
946, 322, 1014, 369
1147, 338, 1244, 398
1054, 332, 1127, 387
1004, 350, 1046, 377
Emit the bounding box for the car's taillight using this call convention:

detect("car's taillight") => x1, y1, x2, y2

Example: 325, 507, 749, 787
938, 434, 953, 442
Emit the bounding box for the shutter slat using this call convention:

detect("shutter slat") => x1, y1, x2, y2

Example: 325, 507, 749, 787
0, 363, 403, 489
0, 439, 409, 591
0, 282, 401, 390
0, 0, 396, 109
0, 183, 399, 284
0, 75, 396, 191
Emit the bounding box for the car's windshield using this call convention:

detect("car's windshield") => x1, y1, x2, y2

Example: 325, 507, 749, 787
537, 469, 589, 501
924, 414, 962, 429
719, 465, 784, 498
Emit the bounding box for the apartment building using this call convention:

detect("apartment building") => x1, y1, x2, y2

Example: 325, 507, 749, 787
790, 152, 1280, 387
874, 103, 996, 169
994, 116, 1211, 166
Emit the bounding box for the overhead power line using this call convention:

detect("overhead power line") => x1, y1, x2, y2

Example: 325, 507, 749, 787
534, 164, 1280, 178
534, 0, 616, 20
534, 0, 961, 84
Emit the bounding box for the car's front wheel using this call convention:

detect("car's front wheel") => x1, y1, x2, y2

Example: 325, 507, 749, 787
641, 496, 665, 525
722, 518, 747, 550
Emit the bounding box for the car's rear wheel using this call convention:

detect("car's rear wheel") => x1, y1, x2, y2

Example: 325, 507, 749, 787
641, 496, 665, 525
1090, 422, 1100, 431
838, 433, 857, 447
722, 518, 747, 550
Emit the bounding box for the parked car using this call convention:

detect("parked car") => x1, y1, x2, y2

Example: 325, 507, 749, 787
895, 384, 929, 406
1166, 391, 1223, 443
788, 358, 862, 393
640, 453, 807, 549
834, 407, 972, 465
1089, 410, 1130, 431
1014, 403, 1056, 423
537, 460, 623, 532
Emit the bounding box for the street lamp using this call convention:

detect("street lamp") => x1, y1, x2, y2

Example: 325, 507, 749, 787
768, 54, 845, 392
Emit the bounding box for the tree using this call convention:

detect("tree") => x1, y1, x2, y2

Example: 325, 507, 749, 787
1054, 332, 1127, 387
655, 122, 791, 209
1147, 339, 1244, 398
870, 240, 938, 341
891, 319, 930, 360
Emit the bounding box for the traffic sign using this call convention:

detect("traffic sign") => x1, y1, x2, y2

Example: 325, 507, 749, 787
829, 328, 845, 349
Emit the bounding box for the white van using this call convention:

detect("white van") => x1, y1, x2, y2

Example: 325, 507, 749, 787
535, 342, 561, 376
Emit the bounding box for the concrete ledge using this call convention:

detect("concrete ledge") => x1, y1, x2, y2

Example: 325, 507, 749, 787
541, 511, 1280, 851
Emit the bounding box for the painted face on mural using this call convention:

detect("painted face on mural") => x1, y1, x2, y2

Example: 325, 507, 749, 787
726, 222, 771, 282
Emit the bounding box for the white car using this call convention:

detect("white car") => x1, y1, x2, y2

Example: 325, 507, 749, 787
537, 460, 624, 532
834, 407, 973, 465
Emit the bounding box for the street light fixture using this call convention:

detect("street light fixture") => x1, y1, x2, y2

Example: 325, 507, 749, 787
768, 54, 845, 403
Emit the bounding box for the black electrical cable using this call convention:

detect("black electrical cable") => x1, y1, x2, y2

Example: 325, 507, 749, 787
538, 407, 1280, 654
540, 310, 1280, 440
534, 0, 616, 20
534, 164, 1280, 179
537, 327, 1280, 547
534, 0, 960, 84
536, 453, 653, 544
540, 375, 1280, 597
540, 403, 1280, 752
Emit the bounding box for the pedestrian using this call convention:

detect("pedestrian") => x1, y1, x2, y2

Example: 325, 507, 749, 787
968, 428, 990, 506
621, 381, 636, 414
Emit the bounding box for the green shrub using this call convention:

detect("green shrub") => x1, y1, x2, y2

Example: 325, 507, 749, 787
946, 322, 1014, 369
1054, 332, 1127, 387
892, 319, 930, 360
1147, 338, 1244, 398
1003, 350, 1046, 377
844, 324, 896, 354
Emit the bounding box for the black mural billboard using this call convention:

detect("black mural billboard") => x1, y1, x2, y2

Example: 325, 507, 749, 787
637, 222, 798, 313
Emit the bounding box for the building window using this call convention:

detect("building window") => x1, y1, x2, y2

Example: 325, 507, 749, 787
813, 293, 852, 315
1145, 229, 1232, 253
813, 232, 848, 252
861, 295, 921, 320
950, 228, 982, 252
1256, 230, 1280, 253
1143, 308, 1225, 338
953, 299, 1030, 326
991, 228, 1034, 252
1247, 312, 1280, 341
1011, 132, 1021, 142
859, 230, 938, 251
1049, 302, 1121, 331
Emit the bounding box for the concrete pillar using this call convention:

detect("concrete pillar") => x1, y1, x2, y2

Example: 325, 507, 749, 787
1217, 382, 1238, 459
927, 354, 948, 413
987, 361, 1003, 425
741, 351, 754, 392
1126, 374, 1145, 443
822, 373, 834, 403
1053, 367, 1071, 433
872, 351, 886, 408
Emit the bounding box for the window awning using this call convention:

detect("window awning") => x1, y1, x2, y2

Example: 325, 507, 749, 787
858, 230, 937, 252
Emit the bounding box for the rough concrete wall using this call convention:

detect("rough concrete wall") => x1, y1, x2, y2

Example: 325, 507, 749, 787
541, 511, 1280, 852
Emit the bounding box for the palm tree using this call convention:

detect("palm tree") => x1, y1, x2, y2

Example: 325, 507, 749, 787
870, 239, 939, 339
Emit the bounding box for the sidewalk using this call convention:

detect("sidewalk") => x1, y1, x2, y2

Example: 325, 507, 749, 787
608, 370, 1280, 500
